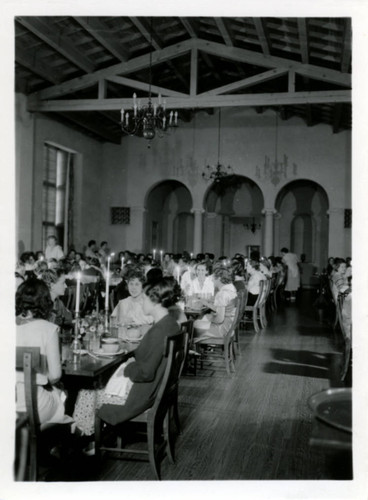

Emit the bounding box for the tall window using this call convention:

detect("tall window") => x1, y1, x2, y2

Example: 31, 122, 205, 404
42, 144, 74, 251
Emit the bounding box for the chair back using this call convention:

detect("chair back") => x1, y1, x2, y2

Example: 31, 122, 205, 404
15, 347, 41, 481
16, 347, 41, 430
180, 320, 194, 376
224, 299, 240, 341
259, 278, 271, 306
148, 331, 188, 425
253, 280, 265, 307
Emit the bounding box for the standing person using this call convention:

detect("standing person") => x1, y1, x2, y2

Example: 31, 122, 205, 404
98, 241, 109, 265
280, 247, 300, 301
45, 235, 64, 262
85, 240, 98, 260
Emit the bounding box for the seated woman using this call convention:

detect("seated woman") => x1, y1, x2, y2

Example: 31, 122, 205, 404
16, 278, 73, 428
191, 262, 215, 297
231, 258, 246, 293
39, 268, 73, 328
331, 258, 350, 300
193, 266, 237, 342
110, 268, 154, 334
245, 259, 267, 306
73, 277, 181, 436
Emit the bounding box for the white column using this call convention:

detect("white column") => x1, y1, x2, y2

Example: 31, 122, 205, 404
191, 208, 204, 255
262, 208, 276, 257
327, 208, 345, 257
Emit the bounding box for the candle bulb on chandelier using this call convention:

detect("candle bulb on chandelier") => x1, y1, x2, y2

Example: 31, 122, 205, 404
120, 108, 124, 121
158, 94, 162, 105
153, 103, 157, 116
174, 111, 178, 126
169, 111, 173, 125
125, 112, 129, 126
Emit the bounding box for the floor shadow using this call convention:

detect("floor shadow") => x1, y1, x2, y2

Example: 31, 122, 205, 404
264, 348, 340, 379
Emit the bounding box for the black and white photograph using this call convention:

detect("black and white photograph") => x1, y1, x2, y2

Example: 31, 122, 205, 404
2, 1, 368, 499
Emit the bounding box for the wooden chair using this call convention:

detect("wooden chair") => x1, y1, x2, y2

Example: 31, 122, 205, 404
258, 278, 272, 329
95, 331, 188, 480
241, 280, 265, 333
336, 293, 352, 381
233, 290, 247, 356
15, 347, 41, 481
272, 271, 285, 310
195, 300, 240, 375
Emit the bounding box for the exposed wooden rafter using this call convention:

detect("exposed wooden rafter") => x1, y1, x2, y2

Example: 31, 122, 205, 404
253, 18, 270, 56
215, 18, 233, 47
16, 17, 96, 74
341, 21, 352, 73
28, 90, 351, 113
106, 75, 188, 97
130, 16, 188, 90
74, 17, 129, 62
31, 39, 195, 100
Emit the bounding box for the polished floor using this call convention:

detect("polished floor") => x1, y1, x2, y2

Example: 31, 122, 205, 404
42, 290, 352, 482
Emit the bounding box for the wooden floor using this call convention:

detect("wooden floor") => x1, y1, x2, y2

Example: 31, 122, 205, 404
43, 290, 352, 482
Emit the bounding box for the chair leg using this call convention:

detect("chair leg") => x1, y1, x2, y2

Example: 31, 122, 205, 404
29, 435, 38, 481
253, 309, 259, 333
172, 396, 181, 435
164, 410, 175, 464
147, 420, 161, 480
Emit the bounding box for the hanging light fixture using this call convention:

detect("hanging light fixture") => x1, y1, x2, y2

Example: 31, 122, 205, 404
202, 109, 234, 182
120, 19, 178, 145
243, 217, 262, 233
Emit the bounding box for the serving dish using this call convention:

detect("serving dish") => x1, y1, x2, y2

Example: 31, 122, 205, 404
308, 388, 352, 433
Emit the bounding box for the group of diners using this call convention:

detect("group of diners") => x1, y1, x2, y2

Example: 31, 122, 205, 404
15, 240, 303, 458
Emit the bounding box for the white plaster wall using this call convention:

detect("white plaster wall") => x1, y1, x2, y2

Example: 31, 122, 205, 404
16, 93, 105, 255
101, 107, 351, 257
16, 96, 351, 260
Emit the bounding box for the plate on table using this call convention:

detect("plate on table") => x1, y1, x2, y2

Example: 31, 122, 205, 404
90, 348, 127, 357
308, 388, 352, 433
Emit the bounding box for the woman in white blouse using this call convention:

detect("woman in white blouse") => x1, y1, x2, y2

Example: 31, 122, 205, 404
193, 266, 237, 341
110, 268, 153, 329
191, 262, 214, 296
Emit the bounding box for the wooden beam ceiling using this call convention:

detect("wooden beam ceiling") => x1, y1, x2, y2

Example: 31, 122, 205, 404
28, 90, 351, 113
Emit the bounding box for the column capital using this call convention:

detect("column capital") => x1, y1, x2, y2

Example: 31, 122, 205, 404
261, 208, 277, 216
191, 208, 205, 215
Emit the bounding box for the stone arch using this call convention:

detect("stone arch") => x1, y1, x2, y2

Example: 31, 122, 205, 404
275, 179, 329, 269
202, 175, 265, 257
144, 179, 193, 253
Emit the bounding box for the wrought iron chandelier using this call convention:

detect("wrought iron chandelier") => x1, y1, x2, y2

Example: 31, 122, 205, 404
202, 109, 234, 182
244, 217, 262, 233
120, 20, 178, 144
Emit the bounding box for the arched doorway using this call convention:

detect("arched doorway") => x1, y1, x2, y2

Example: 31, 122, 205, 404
275, 180, 329, 269
203, 175, 264, 258
145, 180, 193, 253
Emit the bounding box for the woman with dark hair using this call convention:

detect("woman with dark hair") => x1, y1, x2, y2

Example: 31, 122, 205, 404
16, 279, 72, 427
193, 266, 237, 342
73, 277, 181, 438
39, 268, 73, 328
110, 267, 153, 331
231, 258, 246, 293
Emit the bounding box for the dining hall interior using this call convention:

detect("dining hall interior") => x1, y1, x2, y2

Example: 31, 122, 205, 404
5, 7, 368, 500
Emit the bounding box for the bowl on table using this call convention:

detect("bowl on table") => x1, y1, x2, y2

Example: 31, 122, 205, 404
100, 337, 120, 354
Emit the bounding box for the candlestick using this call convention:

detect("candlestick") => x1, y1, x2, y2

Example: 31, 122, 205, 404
175, 265, 181, 284
160, 250, 163, 263
75, 272, 81, 313
121, 256, 125, 270
105, 253, 114, 311
153, 249, 156, 261
190, 252, 193, 259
